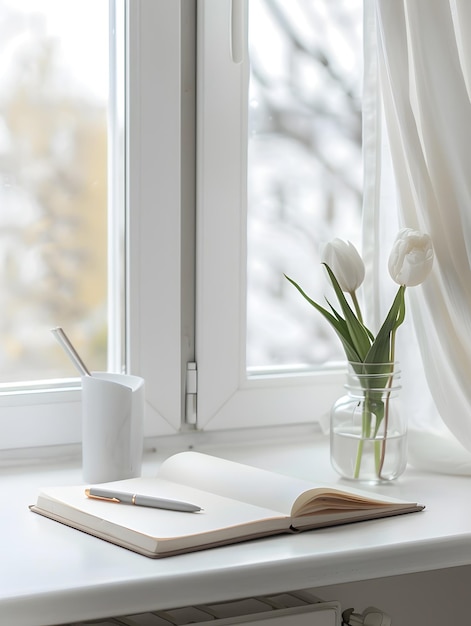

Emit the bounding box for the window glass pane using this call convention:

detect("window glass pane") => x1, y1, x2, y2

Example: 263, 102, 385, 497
247, 0, 363, 370
0, 0, 117, 382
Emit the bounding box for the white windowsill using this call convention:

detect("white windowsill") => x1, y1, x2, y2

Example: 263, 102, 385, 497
2, 428, 471, 626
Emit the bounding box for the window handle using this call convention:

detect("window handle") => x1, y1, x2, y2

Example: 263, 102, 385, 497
342, 607, 391, 626
230, 0, 245, 64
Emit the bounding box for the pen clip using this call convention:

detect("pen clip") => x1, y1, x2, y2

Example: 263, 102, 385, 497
85, 488, 120, 503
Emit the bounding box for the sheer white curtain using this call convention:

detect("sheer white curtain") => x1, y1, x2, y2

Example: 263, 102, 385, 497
363, 0, 471, 473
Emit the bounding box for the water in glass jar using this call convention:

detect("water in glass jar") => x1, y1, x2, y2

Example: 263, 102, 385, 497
331, 429, 407, 482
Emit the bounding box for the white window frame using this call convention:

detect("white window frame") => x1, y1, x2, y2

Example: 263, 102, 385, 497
195, 0, 344, 431
126, 0, 196, 437
0, 0, 194, 451
0, 0, 348, 452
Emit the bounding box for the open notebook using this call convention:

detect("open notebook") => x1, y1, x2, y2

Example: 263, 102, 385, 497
30, 451, 424, 557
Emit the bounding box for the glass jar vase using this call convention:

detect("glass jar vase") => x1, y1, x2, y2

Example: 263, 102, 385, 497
330, 362, 406, 482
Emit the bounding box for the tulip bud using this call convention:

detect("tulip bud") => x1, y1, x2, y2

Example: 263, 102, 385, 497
388, 228, 434, 286
322, 239, 365, 293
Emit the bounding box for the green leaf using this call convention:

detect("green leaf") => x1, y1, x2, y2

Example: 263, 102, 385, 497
284, 274, 361, 362
322, 264, 372, 360
325, 298, 345, 324
365, 286, 406, 365
324, 299, 368, 361
393, 286, 406, 330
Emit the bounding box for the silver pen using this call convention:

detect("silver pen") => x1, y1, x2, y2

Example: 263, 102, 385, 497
85, 488, 202, 513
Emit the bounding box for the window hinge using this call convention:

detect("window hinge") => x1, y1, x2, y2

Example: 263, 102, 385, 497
185, 362, 197, 426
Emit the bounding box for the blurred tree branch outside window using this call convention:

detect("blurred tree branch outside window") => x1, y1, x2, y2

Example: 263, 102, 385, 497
247, 0, 363, 370
0, 1, 109, 382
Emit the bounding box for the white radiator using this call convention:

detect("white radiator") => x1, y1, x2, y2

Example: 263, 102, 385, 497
67, 589, 391, 626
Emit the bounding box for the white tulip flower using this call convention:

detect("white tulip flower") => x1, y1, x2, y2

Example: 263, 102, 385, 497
388, 229, 434, 287
322, 239, 365, 294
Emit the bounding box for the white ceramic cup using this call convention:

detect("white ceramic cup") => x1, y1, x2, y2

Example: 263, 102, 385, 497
81, 372, 145, 484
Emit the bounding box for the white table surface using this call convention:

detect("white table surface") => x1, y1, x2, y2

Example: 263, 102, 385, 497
2, 432, 471, 626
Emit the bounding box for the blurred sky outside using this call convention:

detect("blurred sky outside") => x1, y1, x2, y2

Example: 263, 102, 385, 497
0, 0, 108, 101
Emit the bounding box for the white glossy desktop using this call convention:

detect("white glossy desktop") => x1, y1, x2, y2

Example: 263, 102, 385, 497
2, 432, 471, 625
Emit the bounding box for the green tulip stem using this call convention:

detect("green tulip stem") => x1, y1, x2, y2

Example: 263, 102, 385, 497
353, 420, 365, 479
350, 290, 363, 325
354, 439, 364, 479
354, 390, 372, 479
378, 329, 397, 478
